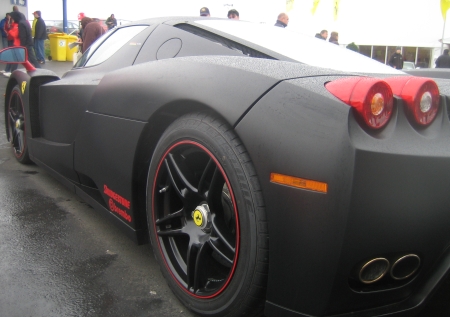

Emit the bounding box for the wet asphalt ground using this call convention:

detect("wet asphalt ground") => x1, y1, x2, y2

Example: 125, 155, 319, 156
0, 61, 449, 317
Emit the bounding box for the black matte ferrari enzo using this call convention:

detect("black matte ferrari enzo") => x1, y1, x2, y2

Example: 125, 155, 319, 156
3, 17, 450, 317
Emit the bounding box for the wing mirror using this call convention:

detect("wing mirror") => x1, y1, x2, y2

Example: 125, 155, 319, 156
0, 47, 36, 71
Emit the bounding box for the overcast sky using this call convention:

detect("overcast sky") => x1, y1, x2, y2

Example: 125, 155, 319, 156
27, 0, 449, 46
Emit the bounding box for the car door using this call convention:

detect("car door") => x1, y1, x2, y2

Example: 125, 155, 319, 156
29, 24, 155, 184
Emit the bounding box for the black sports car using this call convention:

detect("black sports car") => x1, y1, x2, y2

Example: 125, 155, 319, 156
3, 17, 450, 317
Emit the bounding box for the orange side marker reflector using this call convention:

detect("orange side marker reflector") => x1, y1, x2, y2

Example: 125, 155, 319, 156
270, 173, 328, 193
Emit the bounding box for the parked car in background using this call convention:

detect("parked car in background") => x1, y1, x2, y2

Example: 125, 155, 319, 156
46, 20, 79, 35
403, 61, 416, 69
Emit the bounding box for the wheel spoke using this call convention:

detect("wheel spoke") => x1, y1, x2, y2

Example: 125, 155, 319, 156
207, 238, 233, 266
164, 159, 184, 200
206, 167, 225, 211
157, 228, 186, 237
186, 243, 198, 291
15, 131, 24, 154
155, 208, 184, 225
167, 153, 198, 194
198, 158, 215, 199
193, 243, 209, 293
9, 111, 17, 123
211, 214, 236, 253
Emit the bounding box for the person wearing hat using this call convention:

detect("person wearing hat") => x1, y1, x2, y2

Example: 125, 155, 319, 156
33, 10, 47, 64
388, 47, 403, 69
200, 7, 210, 17
227, 9, 239, 20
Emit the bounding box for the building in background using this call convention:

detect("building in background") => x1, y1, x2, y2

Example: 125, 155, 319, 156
356, 42, 442, 69
1, 0, 27, 19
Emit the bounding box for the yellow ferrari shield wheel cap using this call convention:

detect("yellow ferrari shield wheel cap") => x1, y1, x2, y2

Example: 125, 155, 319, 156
191, 204, 211, 231
193, 209, 203, 227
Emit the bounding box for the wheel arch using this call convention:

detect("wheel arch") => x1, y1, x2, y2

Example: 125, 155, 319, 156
4, 78, 19, 140
5, 71, 59, 140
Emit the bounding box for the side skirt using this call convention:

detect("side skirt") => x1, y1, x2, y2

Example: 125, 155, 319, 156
31, 155, 148, 245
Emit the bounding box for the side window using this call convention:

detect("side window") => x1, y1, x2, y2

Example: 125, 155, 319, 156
77, 25, 148, 68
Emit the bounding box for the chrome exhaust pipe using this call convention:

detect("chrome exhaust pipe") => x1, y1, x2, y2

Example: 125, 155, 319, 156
390, 254, 420, 280
359, 258, 389, 284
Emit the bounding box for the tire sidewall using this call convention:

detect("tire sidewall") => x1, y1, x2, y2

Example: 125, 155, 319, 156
147, 116, 260, 316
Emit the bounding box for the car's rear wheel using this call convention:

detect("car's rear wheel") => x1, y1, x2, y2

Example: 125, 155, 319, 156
147, 113, 268, 316
6, 85, 31, 164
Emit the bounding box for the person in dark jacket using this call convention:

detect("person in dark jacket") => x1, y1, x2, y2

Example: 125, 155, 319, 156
315, 30, 328, 40
388, 47, 403, 69
9, 11, 40, 69
435, 49, 450, 68
33, 11, 47, 64
329, 31, 339, 45
80, 17, 105, 53
274, 13, 289, 28
105, 14, 117, 31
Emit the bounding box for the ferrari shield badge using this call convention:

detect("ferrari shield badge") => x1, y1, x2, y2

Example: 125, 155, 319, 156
193, 209, 203, 227
21, 81, 26, 94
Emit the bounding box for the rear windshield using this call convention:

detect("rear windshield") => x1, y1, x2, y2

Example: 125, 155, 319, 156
195, 20, 402, 75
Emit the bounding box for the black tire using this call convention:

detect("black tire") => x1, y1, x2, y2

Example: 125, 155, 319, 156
6, 85, 31, 164
147, 113, 268, 316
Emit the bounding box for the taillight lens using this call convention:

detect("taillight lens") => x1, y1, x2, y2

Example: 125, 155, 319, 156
383, 77, 440, 126
326, 77, 394, 129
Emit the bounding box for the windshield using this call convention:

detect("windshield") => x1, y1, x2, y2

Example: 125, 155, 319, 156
195, 20, 402, 75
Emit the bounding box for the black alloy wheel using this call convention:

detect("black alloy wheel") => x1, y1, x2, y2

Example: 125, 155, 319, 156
6, 85, 31, 164
147, 113, 268, 316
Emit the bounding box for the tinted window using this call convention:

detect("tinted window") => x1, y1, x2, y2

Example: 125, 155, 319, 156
195, 20, 402, 74
81, 26, 147, 67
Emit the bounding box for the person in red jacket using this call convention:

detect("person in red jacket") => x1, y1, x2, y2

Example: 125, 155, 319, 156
2, 13, 13, 74
3, 13, 20, 77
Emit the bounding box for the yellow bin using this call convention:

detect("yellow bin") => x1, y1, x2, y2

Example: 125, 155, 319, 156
66, 35, 79, 62
48, 33, 67, 61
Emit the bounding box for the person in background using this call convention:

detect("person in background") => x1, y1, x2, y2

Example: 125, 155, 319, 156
80, 17, 105, 53
200, 7, 210, 17
106, 14, 117, 31
0, 13, 9, 49
227, 9, 239, 20
274, 13, 289, 28
9, 11, 40, 69
3, 13, 21, 77
12, 5, 26, 22
33, 11, 47, 64
31, 10, 36, 38
329, 31, 339, 45
2, 13, 13, 74
435, 49, 450, 68
315, 30, 328, 40
388, 47, 403, 69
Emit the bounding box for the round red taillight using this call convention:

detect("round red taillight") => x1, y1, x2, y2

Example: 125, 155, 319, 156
383, 77, 440, 126
326, 77, 394, 129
